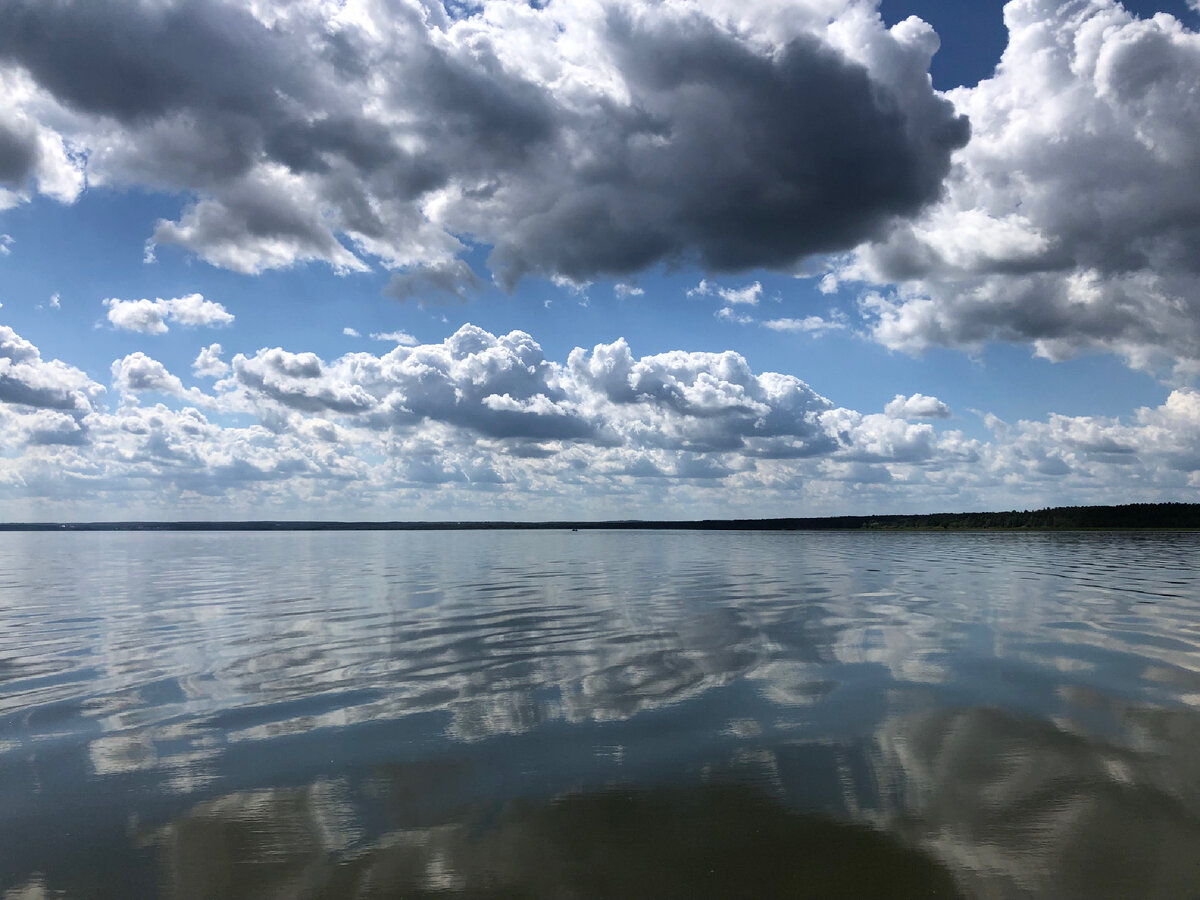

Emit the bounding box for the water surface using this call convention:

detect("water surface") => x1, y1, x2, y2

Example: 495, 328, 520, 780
2, 530, 1200, 898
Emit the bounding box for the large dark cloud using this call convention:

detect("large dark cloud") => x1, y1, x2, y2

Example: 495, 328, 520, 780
0, 0, 967, 285
0, 116, 37, 187
485, 11, 968, 285
0, 1, 296, 123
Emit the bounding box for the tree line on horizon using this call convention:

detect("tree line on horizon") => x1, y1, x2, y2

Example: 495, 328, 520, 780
756, 502, 1200, 531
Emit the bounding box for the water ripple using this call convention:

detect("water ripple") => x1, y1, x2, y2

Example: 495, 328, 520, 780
2, 530, 1200, 898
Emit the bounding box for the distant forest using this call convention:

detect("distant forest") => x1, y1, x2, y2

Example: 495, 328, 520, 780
793, 502, 1200, 531
2, 502, 1199, 531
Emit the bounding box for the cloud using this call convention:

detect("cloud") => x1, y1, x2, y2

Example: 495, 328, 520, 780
192, 343, 228, 378
4, 321, 1200, 519
0, 67, 84, 209
104, 293, 233, 333
343, 327, 360, 338
723, 283, 764, 307
104, 297, 169, 334
384, 260, 482, 304
716, 307, 755, 325
614, 283, 644, 299
370, 331, 418, 346
232, 325, 598, 442
17, 407, 86, 445
478, 9, 967, 288
978, 389, 1200, 487
884, 393, 951, 419
817, 407, 943, 464
216, 322, 850, 456
151, 167, 372, 275
0, 324, 102, 412
568, 337, 839, 455
111, 352, 189, 397
0, 0, 966, 287
111, 351, 216, 409
230, 347, 378, 416
0, 233, 11, 255
841, 1, 1200, 374
762, 315, 845, 335
0, 115, 40, 186
688, 279, 763, 306
48, 291, 59, 308
552, 275, 592, 296
164, 292, 235, 328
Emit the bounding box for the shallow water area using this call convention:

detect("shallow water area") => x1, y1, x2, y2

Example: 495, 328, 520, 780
2, 529, 1200, 898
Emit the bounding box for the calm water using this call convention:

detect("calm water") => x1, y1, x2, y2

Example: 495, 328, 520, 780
2, 530, 1200, 899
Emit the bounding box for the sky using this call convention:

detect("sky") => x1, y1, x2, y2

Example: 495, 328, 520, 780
2, 0, 1200, 521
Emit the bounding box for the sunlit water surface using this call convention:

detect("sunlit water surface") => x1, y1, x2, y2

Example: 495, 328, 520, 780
3, 530, 1200, 898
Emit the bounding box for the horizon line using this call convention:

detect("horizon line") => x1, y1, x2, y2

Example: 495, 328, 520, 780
1, 502, 1197, 532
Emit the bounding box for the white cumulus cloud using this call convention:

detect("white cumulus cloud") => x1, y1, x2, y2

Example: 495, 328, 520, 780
3, 322, 1200, 520
105, 294, 233, 334
104, 298, 170, 335
843, 1, 1200, 375
192, 343, 228, 378
111, 352, 188, 397
0, 324, 103, 413
112, 351, 214, 408
689, 280, 763, 306
885, 393, 952, 419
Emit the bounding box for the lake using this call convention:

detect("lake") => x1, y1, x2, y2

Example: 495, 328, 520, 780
2, 529, 1200, 898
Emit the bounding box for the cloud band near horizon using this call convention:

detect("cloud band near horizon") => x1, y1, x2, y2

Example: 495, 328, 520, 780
1, 321, 1198, 520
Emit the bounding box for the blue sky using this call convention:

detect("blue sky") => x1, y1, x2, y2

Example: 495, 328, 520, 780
2, 0, 1200, 521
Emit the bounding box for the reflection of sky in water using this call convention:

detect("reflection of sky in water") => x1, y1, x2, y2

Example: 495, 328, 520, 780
2, 530, 1200, 897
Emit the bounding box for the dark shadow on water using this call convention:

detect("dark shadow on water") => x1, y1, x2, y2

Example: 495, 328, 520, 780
159, 782, 963, 899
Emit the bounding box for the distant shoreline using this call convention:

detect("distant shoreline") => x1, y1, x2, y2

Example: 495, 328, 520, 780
2, 503, 1198, 532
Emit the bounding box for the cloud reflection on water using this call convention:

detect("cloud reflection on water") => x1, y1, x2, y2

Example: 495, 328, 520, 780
150, 781, 963, 900
870, 704, 1200, 899
2, 530, 1200, 897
